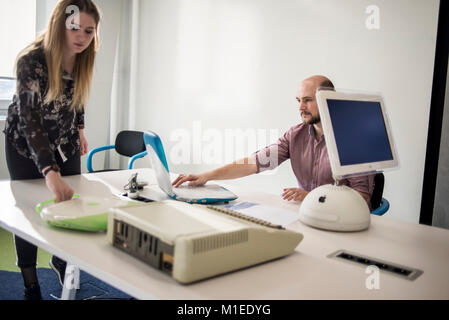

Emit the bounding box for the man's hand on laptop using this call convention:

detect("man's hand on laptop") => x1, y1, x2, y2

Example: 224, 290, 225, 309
172, 174, 209, 188
282, 188, 309, 202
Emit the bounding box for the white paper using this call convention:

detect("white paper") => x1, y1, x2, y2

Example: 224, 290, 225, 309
221, 202, 300, 227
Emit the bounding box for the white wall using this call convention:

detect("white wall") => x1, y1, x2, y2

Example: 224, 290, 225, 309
35, 0, 57, 35
0, 0, 36, 77
132, 0, 439, 223
83, 0, 125, 172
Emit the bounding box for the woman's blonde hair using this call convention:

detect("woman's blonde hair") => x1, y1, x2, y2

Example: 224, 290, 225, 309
16, 0, 101, 112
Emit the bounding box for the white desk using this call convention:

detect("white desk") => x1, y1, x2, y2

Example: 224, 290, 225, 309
1, 168, 449, 299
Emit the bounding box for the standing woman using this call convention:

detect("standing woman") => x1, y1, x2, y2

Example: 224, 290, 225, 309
3, 0, 101, 299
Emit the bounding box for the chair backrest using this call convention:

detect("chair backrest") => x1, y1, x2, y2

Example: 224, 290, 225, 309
370, 173, 385, 210
115, 130, 146, 157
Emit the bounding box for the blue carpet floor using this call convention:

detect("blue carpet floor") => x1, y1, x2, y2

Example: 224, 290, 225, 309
0, 268, 133, 300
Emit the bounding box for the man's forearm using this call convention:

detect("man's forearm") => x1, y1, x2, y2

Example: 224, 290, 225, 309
205, 157, 258, 181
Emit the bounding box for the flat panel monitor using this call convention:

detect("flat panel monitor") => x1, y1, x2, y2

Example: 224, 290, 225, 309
315, 90, 398, 180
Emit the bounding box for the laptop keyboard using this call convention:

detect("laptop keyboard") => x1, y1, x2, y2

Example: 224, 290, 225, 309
173, 184, 236, 200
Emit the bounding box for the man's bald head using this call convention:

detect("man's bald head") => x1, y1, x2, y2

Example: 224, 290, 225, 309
302, 75, 334, 91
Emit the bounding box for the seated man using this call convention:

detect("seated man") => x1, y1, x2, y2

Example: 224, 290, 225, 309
172, 75, 374, 208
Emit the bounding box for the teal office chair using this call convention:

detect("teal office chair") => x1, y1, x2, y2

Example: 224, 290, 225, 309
87, 130, 147, 172
370, 173, 390, 216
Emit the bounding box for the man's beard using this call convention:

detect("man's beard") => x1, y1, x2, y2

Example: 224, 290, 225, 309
302, 112, 321, 125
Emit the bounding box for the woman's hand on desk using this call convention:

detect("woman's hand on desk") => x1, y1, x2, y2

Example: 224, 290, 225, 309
45, 171, 75, 202
172, 174, 209, 188
282, 188, 309, 202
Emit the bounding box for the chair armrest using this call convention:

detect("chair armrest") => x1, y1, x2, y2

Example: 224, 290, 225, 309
127, 151, 148, 169
371, 198, 390, 216
87, 145, 115, 172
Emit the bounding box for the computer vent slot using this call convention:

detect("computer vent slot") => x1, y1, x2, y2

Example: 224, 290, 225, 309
328, 250, 423, 281
193, 230, 249, 254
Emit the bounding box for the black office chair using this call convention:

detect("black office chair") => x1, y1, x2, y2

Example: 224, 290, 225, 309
370, 173, 390, 216
87, 130, 147, 172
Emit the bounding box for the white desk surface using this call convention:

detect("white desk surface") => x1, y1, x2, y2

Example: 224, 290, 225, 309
1, 168, 448, 300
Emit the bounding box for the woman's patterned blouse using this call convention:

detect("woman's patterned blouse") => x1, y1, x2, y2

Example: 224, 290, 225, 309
3, 46, 84, 173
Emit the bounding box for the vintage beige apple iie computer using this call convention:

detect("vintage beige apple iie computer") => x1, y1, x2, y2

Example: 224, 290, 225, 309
298, 90, 399, 232
108, 200, 303, 284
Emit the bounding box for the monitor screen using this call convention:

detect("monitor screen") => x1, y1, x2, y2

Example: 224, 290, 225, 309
326, 99, 394, 166
316, 90, 398, 179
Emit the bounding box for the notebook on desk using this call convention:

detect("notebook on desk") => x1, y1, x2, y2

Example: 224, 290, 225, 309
221, 202, 301, 227
143, 131, 238, 204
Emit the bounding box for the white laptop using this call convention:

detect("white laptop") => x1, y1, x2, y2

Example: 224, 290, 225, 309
143, 131, 238, 204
